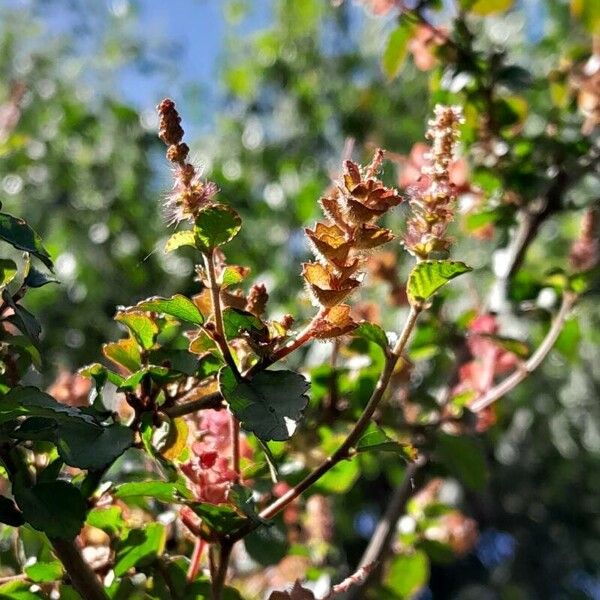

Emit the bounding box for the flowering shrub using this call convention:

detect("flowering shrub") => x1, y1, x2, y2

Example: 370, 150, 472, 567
0, 1, 599, 599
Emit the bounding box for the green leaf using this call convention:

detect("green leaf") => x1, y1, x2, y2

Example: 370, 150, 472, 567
313, 458, 359, 494
0, 386, 97, 426
86, 506, 126, 535
117, 365, 178, 391
55, 421, 134, 470
114, 480, 192, 503
352, 322, 389, 351
0, 212, 53, 269
24, 265, 58, 288
222, 307, 267, 340
0, 495, 24, 527
0, 580, 44, 599
188, 502, 248, 538
478, 333, 530, 358
384, 550, 430, 598
197, 353, 223, 378
355, 422, 417, 462
14, 480, 87, 540
407, 260, 472, 306
220, 265, 250, 288
572, 0, 600, 35
0, 258, 17, 290
467, 0, 514, 15
115, 311, 158, 350
25, 561, 64, 583
244, 520, 289, 566
102, 337, 142, 373
193, 204, 241, 251
219, 367, 309, 442
164, 230, 196, 252
114, 523, 166, 576
436, 433, 488, 491
382, 21, 415, 80
555, 317, 580, 362
2, 290, 42, 343
135, 294, 204, 325
79, 363, 125, 388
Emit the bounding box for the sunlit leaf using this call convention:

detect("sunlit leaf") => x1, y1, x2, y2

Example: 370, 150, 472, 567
194, 204, 242, 251
407, 261, 472, 306
115, 310, 158, 350
114, 523, 166, 576
135, 294, 204, 325
382, 21, 415, 80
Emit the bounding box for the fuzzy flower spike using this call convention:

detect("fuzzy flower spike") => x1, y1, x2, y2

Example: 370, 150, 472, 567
157, 98, 218, 224
404, 105, 464, 260
302, 149, 402, 337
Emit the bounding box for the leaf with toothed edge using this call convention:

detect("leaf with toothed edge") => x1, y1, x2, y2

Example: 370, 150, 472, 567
218, 367, 310, 442
407, 260, 472, 306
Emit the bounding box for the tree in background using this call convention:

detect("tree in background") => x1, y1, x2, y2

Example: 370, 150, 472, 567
0, 1, 599, 599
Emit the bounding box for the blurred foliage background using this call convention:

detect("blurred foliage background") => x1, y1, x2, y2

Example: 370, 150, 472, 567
0, 0, 599, 598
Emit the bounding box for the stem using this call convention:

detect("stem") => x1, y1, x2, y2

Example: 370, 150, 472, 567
163, 390, 223, 418
203, 250, 240, 378
230, 412, 241, 481
470, 292, 576, 413
249, 308, 328, 375
258, 307, 421, 522
50, 538, 110, 600
348, 460, 426, 599
209, 542, 232, 600
187, 536, 205, 582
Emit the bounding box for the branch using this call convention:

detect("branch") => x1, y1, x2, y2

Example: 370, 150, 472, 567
470, 292, 577, 413
347, 460, 426, 599
162, 390, 223, 418
257, 307, 421, 522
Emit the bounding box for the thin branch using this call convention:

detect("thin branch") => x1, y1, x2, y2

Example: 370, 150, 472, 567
348, 459, 426, 599
257, 307, 421, 522
162, 390, 223, 418
203, 250, 240, 378
470, 292, 577, 413
321, 561, 376, 599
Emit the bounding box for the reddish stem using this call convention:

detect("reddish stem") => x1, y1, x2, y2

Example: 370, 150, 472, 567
187, 537, 206, 583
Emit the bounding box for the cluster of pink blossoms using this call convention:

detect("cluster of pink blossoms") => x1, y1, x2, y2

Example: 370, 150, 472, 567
181, 409, 251, 505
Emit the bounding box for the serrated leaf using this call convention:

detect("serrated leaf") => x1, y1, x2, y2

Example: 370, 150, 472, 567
14, 480, 86, 540
0, 212, 53, 269
165, 230, 196, 252
135, 294, 204, 325
382, 21, 415, 80
355, 422, 417, 462
352, 322, 389, 351
219, 367, 309, 442
115, 311, 158, 350
114, 523, 166, 576
194, 204, 241, 251
407, 260, 472, 306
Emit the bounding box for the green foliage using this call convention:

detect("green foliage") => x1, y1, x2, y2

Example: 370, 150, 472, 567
407, 261, 472, 306
194, 205, 242, 252
219, 367, 310, 441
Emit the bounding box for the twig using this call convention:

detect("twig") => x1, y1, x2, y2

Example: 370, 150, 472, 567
470, 292, 577, 413
348, 459, 426, 598
163, 390, 223, 418
321, 562, 376, 599
257, 307, 421, 522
